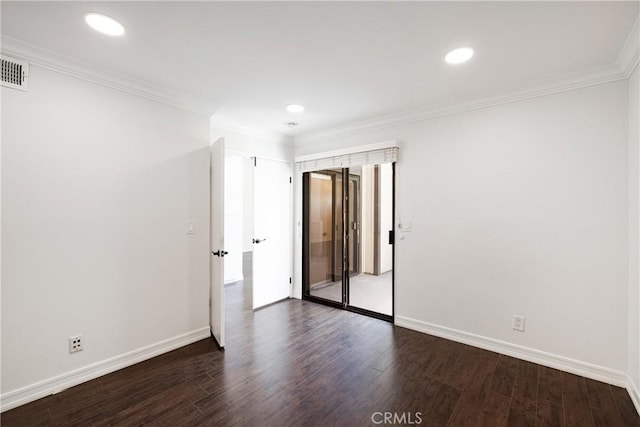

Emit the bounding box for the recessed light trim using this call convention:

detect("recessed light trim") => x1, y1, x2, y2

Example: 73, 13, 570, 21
445, 47, 474, 65
286, 104, 305, 113
85, 13, 125, 36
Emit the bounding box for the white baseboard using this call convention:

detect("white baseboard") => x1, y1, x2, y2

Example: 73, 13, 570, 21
628, 375, 640, 416
395, 315, 627, 387
1, 326, 211, 412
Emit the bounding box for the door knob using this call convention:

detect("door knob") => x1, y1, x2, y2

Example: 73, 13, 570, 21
212, 250, 229, 257
253, 238, 267, 244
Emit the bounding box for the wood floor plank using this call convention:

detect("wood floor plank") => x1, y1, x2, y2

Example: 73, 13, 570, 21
0, 399, 52, 427
154, 403, 204, 426
591, 407, 625, 427
585, 378, 624, 425
507, 397, 537, 427
404, 376, 444, 417
423, 383, 461, 427
447, 345, 495, 391
506, 360, 538, 427
538, 366, 563, 403
422, 338, 460, 385
561, 372, 595, 427
446, 350, 499, 427
95, 374, 211, 426
610, 385, 640, 427
491, 355, 519, 397
536, 399, 565, 427
476, 390, 511, 427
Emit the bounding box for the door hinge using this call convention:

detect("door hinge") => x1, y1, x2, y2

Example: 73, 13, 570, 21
289, 177, 292, 183
252, 157, 257, 167
289, 277, 292, 284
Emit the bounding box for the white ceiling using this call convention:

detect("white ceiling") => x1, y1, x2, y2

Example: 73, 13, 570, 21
1, 1, 638, 138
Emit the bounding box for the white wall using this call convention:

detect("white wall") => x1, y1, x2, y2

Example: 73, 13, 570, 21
294, 80, 629, 382
628, 63, 640, 405
224, 153, 244, 283
242, 157, 255, 252
1, 66, 211, 406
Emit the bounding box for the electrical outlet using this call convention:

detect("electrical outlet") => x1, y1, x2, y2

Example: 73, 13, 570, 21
513, 315, 525, 332
69, 335, 83, 353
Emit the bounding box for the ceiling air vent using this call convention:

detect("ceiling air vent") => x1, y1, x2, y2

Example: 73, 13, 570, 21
1, 55, 29, 91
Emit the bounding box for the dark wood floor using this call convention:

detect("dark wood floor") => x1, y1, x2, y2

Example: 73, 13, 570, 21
3, 269, 639, 426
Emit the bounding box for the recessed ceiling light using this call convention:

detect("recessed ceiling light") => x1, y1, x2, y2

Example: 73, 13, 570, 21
85, 13, 125, 36
445, 47, 474, 65
286, 104, 305, 113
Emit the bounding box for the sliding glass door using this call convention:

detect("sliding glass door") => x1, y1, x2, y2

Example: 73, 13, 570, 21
302, 163, 394, 321
306, 169, 342, 303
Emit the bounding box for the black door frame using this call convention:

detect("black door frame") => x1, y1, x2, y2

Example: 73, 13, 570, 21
302, 164, 395, 323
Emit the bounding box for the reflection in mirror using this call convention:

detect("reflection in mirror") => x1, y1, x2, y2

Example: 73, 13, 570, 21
308, 170, 342, 303
349, 163, 393, 315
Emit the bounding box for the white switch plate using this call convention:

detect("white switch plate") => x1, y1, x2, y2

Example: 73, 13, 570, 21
187, 222, 195, 234
401, 221, 412, 232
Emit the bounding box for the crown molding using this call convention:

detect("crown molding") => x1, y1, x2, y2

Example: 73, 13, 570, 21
1, 35, 215, 117
210, 116, 293, 146
617, 14, 640, 78
294, 62, 627, 146
294, 13, 640, 147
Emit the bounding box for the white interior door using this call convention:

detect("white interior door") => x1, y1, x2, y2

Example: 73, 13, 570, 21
210, 137, 225, 347
223, 153, 244, 284
253, 158, 292, 309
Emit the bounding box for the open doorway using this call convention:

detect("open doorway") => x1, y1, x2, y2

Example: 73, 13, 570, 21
223, 153, 247, 287
302, 162, 394, 320
223, 153, 292, 310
